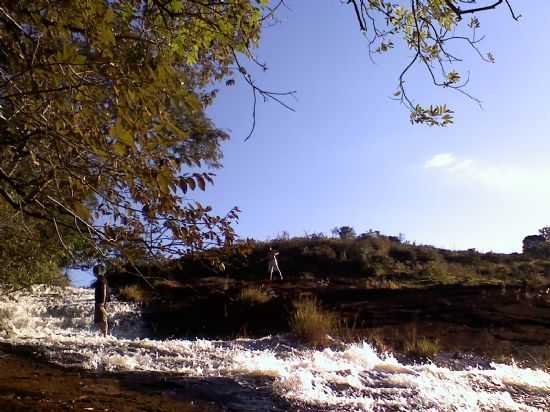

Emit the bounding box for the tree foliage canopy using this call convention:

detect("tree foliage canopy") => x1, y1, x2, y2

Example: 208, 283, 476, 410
0, 0, 271, 270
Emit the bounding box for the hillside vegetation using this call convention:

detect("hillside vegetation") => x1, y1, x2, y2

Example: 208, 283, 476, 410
109, 232, 550, 290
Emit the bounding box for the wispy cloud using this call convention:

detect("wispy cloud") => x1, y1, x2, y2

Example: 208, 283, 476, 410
424, 153, 457, 169
424, 152, 550, 194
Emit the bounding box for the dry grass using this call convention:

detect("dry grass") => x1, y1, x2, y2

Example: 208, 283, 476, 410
404, 337, 440, 358
238, 287, 271, 305
119, 285, 149, 302
365, 278, 400, 289
364, 329, 390, 353
522, 345, 550, 371
289, 298, 338, 346
153, 279, 181, 289
539, 346, 550, 370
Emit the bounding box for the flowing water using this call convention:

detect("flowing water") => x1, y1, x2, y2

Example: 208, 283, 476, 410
0, 286, 549, 411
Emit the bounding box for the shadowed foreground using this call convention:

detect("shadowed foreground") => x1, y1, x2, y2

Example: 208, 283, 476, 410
0, 350, 220, 412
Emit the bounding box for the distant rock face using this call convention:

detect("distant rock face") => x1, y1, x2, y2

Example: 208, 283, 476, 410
522, 235, 546, 252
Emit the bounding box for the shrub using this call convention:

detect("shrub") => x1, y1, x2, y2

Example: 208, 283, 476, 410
446, 250, 481, 265
365, 277, 400, 289
444, 262, 478, 282
404, 337, 440, 358
367, 237, 391, 256
494, 264, 511, 277
389, 245, 416, 262
484, 252, 507, 264
119, 285, 148, 302
347, 242, 370, 271
422, 261, 452, 283
514, 262, 537, 276
416, 246, 440, 263
238, 287, 271, 305
302, 244, 337, 260
289, 298, 338, 346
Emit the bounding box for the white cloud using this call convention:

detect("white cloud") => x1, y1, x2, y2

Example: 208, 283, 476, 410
424, 152, 550, 195
424, 153, 457, 169
449, 159, 473, 171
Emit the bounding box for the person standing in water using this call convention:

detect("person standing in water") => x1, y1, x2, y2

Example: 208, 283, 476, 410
268, 247, 283, 281
93, 263, 109, 336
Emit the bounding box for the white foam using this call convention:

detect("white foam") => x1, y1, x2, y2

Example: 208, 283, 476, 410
1, 286, 548, 411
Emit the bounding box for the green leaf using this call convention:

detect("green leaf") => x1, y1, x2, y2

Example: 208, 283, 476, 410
110, 121, 133, 146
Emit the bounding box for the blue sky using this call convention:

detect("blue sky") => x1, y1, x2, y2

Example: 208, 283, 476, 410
199, 0, 550, 253
70, 0, 550, 286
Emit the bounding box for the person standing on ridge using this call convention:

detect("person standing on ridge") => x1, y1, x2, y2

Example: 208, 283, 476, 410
93, 263, 109, 336
268, 247, 283, 281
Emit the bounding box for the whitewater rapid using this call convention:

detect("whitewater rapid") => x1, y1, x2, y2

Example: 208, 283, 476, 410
0, 286, 549, 411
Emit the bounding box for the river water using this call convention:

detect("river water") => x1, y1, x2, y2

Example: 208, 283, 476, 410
0, 286, 549, 411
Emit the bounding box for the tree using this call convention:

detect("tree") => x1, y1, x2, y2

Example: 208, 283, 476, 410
0, 201, 80, 290
539, 226, 550, 242
523, 234, 550, 257
0, 0, 275, 270
345, 0, 520, 125
332, 226, 357, 240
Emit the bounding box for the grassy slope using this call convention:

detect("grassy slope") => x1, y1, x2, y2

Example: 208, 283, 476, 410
109, 235, 550, 290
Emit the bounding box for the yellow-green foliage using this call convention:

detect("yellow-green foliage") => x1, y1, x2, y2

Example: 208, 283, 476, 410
290, 298, 338, 346
119, 285, 148, 302
238, 287, 271, 305
422, 261, 454, 283
1, 0, 268, 262
0, 203, 76, 289
405, 337, 440, 358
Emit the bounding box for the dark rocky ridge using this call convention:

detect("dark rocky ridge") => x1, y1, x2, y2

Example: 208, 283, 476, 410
137, 277, 550, 366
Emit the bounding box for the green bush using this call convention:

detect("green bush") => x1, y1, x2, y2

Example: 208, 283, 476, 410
405, 337, 440, 358
445, 250, 481, 265
0, 202, 82, 289
289, 298, 338, 346
389, 245, 417, 262
347, 242, 370, 272
421, 261, 453, 283
416, 246, 440, 263
366, 237, 391, 256
303, 244, 337, 260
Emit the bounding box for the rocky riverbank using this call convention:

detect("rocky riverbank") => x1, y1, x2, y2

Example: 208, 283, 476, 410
138, 277, 550, 367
